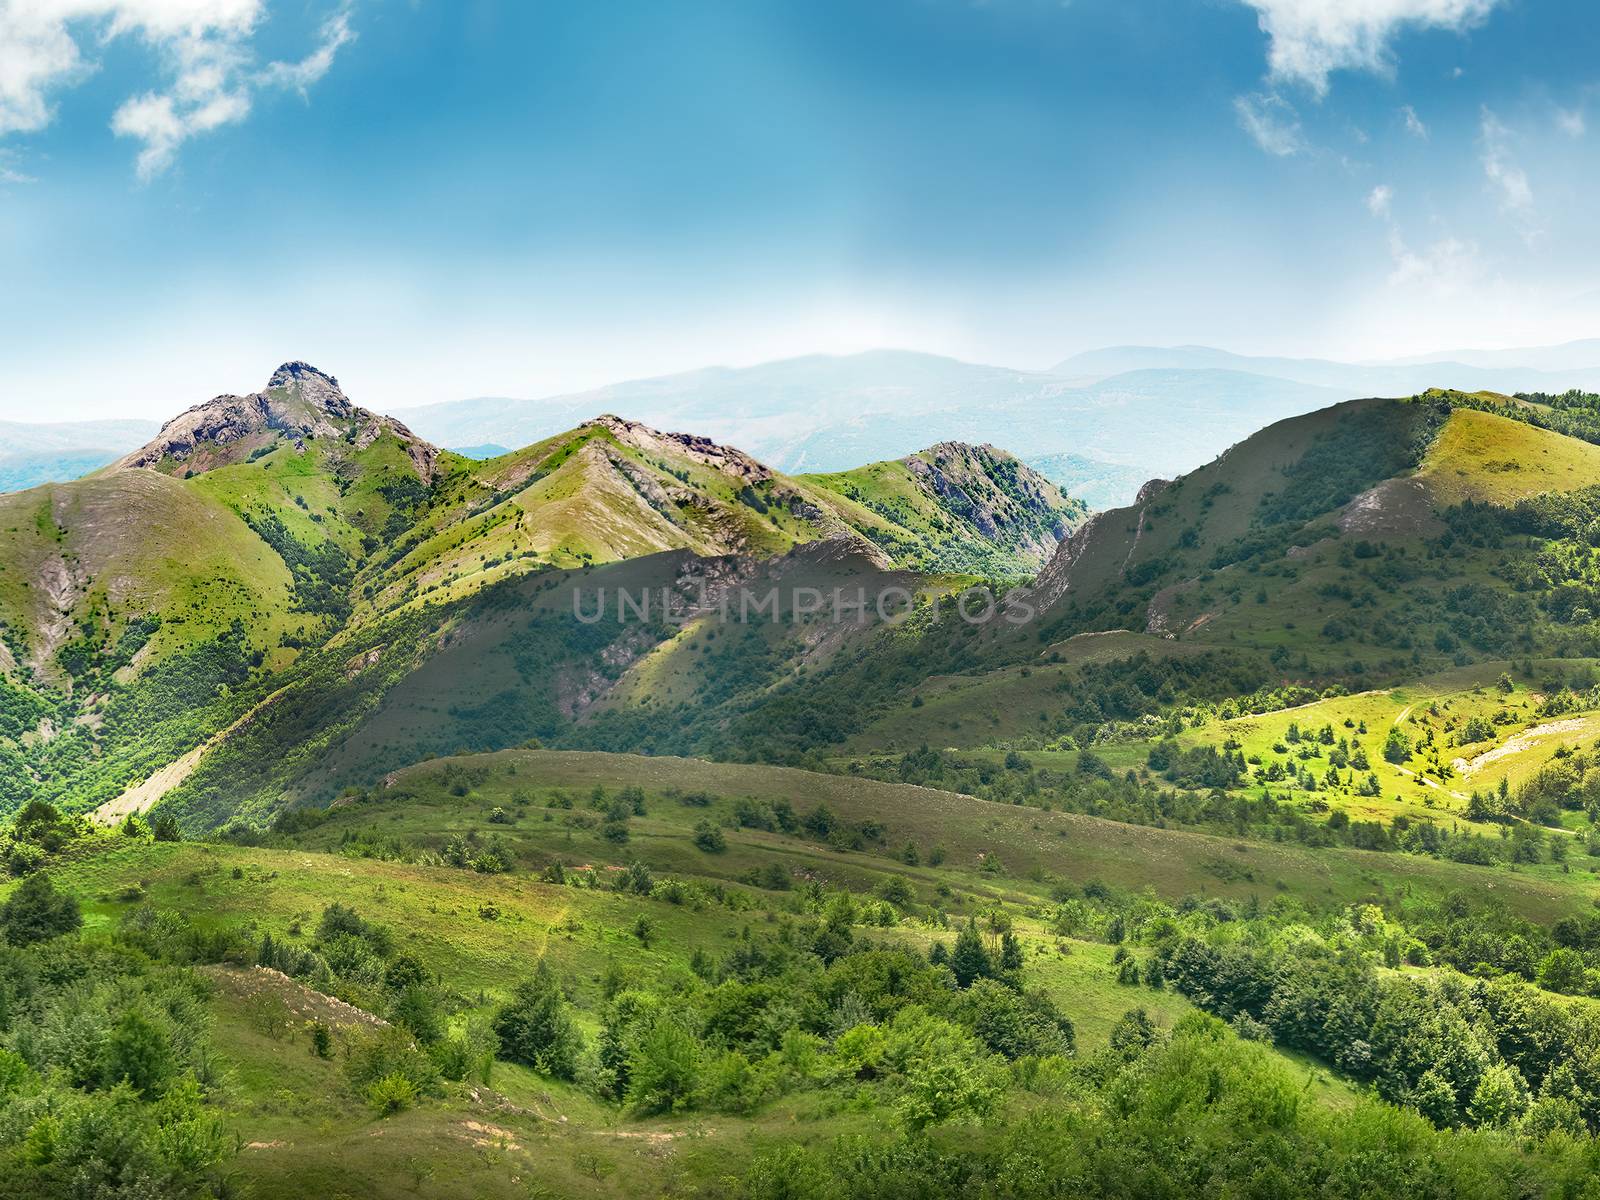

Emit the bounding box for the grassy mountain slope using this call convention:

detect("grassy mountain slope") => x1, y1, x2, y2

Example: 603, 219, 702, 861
353, 418, 1081, 618
0, 470, 297, 679
1019, 395, 1600, 656
0, 362, 1082, 824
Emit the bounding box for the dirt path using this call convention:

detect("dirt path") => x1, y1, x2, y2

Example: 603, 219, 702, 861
1393, 763, 1468, 800
1455, 717, 1594, 778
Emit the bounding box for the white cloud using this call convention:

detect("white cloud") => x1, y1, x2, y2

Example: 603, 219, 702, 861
0, 147, 37, 184
1479, 108, 1534, 218
1400, 104, 1427, 138
1385, 231, 1478, 292
1556, 107, 1586, 137
0, 1, 354, 179
1238, 0, 1501, 96
261, 10, 354, 95
1362, 178, 1479, 294
1234, 91, 1305, 156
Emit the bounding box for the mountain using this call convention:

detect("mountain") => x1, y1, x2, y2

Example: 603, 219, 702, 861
388, 350, 1067, 469
20, 371, 1600, 1199
799, 442, 1085, 577
1019, 390, 1600, 639
0, 417, 160, 492
0, 363, 1082, 821
1380, 336, 1600, 373
389, 351, 1341, 483
448, 442, 512, 459
1052, 343, 1600, 395
115, 360, 441, 480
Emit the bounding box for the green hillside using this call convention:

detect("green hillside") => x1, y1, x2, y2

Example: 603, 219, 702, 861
10, 747, 1600, 1197
799, 442, 1086, 577
16, 382, 1600, 1196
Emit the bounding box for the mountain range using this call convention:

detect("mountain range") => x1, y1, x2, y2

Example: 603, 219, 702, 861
0, 417, 161, 493
6, 351, 1600, 836
12, 339, 1600, 511
0, 362, 1087, 819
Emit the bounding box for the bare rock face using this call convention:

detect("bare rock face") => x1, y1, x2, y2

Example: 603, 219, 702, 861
907, 442, 1078, 555
116, 362, 441, 480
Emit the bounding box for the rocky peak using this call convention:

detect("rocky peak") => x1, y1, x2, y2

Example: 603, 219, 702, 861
114, 362, 439, 480
267, 360, 348, 405
268, 360, 339, 389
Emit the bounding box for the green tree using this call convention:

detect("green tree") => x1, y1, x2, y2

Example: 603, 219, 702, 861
950, 921, 991, 988
625, 1017, 701, 1114
1536, 947, 1587, 995
1411, 1067, 1458, 1128
1467, 1062, 1530, 1128
101, 1007, 176, 1096
492, 961, 583, 1079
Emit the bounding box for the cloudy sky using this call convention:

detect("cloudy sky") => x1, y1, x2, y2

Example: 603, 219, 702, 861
1, 0, 1598, 419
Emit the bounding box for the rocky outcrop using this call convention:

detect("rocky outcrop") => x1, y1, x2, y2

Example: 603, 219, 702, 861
116, 362, 441, 480
1135, 477, 1172, 504
905, 442, 1081, 559
581, 414, 773, 485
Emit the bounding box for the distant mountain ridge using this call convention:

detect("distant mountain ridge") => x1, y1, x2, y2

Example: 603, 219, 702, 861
9, 339, 1600, 509
387, 341, 1600, 506
388, 353, 1342, 495
1051, 343, 1600, 396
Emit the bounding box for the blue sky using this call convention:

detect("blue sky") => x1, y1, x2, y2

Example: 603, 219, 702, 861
1, 0, 1598, 419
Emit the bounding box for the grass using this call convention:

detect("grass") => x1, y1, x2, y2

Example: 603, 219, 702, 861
20, 736, 1600, 1196
358, 750, 1600, 921
1417, 407, 1600, 507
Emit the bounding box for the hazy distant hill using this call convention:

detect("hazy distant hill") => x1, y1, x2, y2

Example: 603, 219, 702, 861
389, 351, 1342, 480
1024, 451, 1152, 510
0, 417, 159, 492
1052, 343, 1600, 395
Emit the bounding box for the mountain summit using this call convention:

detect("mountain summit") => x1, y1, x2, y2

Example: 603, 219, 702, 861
116, 362, 440, 479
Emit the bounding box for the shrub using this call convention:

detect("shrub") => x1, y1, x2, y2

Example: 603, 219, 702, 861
625, 1016, 702, 1114
345, 1026, 441, 1098
693, 821, 726, 853
367, 1071, 418, 1115
309, 1022, 333, 1059
0, 872, 82, 945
